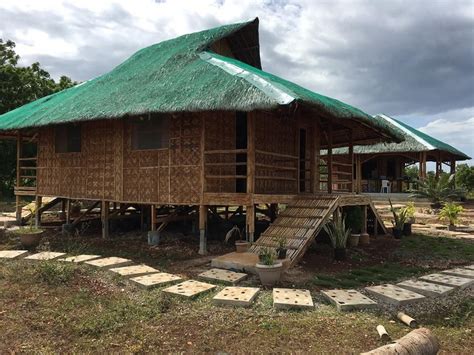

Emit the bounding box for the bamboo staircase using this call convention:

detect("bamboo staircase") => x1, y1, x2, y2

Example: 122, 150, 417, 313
249, 194, 340, 266
249, 194, 387, 267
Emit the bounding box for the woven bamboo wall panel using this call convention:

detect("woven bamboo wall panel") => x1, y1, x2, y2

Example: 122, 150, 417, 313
36, 113, 203, 204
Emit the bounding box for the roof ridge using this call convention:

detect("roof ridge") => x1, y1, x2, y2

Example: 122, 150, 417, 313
376, 114, 435, 150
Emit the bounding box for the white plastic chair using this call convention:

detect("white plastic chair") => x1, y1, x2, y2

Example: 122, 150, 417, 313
380, 180, 391, 193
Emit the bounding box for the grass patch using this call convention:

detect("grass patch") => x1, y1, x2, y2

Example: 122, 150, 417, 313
396, 234, 474, 262
313, 263, 425, 289
36, 261, 76, 286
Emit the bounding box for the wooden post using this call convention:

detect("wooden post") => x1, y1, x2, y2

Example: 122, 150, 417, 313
327, 123, 333, 193
269, 203, 278, 222
199, 205, 208, 255
356, 155, 362, 194
34, 196, 42, 228
246, 204, 255, 243
450, 159, 456, 175
362, 205, 368, 234
150, 204, 156, 232
15, 131, 22, 222
65, 199, 71, 224
247, 112, 255, 196
313, 123, 321, 192
101, 201, 110, 239
348, 128, 354, 193
419, 152, 427, 179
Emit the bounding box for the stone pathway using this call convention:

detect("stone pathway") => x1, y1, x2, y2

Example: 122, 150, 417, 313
199, 268, 247, 285
0, 250, 29, 259
273, 288, 314, 310
84, 257, 133, 269
321, 289, 376, 311
109, 264, 158, 278
213, 286, 260, 307
163, 280, 216, 298
365, 284, 425, 306
1, 250, 472, 313
130, 272, 182, 289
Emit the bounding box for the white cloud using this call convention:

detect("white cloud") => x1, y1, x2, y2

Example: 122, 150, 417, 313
418, 117, 474, 164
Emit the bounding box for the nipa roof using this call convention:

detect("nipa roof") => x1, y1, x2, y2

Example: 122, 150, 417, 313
0, 18, 402, 144
331, 114, 470, 160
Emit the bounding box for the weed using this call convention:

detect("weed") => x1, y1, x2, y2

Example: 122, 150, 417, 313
36, 261, 75, 286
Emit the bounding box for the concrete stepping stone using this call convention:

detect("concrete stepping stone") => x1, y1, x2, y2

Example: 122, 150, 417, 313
321, 289, 376, 311
441, 268, 474, 279
365, 284, 425, 306
163, 280, 216, 298
110, 264, 158, 278
397, 279, 454, 297
84, 256, 133, 269
0, 250, 28, 259
419, 273, 474, 289
24, 252, 66, 261
198, 268, 247, 285
213, 286, 260, 307
274, 288, 314, 310
130, 272, 182, 289
60, 255, 101, 263
463, 265, 474, 270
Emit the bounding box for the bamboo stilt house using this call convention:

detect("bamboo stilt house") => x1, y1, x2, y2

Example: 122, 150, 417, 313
327, 114, 470, 193
0, 18, 403, 256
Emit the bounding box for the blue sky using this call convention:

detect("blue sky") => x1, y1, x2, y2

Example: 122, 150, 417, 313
1, 0, 473, 165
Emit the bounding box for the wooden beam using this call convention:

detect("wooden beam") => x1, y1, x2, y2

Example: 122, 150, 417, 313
313, 123, 321, 192
65, 199, 71, 224
71, 201, 101, 227
247, 112, 255, 195
327, 122, 333, 193
348, 128, 354, 193
151, 204, 157, 232
101, 201, 110, 239
199, 205, 208, 255
362, 205, 367, 234
34, 196, 42, 228
15, 131, 22, 222
246, 204, 255, 243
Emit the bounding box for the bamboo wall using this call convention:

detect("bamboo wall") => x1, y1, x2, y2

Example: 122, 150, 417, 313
37, 113, 203, 205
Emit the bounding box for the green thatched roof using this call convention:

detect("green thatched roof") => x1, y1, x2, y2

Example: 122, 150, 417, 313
330, 114, 470, 160
0, 18, 402, 143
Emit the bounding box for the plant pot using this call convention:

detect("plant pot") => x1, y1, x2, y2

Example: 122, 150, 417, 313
277, 248, 287, 260
235, 241, 250, 253
17, 229, 44, 248
334, 248, 346, 261
359, 232, 370, 245
348, 233, 360, 247
403, 223, 412, 236
447, 224, 456, 231
392, 228, 403, 239
255, 262, 283, 287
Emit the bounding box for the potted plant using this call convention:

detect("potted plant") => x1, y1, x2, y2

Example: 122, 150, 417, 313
401, 202, 416, 236
439, 202, 464, 231
389, 199, 407, 239
275, 237, 288, 259
344, 206, 363, 247
225, 225, 249, 253
323, 213, 350, 261
255, 248, 283, 286
13, 206, 44, 248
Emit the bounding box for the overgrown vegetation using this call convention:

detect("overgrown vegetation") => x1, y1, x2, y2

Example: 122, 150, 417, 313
36, 261, 75, 286
409, 173, 465, 208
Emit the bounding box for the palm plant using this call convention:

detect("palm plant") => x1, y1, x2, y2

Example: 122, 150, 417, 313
409, 174, 464, 208
323, 213, 350, 250
389, 199, 408, 231
439, 202, 464, 230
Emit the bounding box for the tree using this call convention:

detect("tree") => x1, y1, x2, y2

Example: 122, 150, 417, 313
0, 39, 77, 198
403, 165, 419, 180
456, 163, 474, 193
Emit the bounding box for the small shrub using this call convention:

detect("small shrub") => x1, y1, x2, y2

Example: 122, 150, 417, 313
439, 202, 464, 226
36, 261, 75, 285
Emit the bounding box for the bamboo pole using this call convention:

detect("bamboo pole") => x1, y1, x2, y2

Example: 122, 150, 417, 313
376, 325, 390, 341
327, 123, 333, 193
15, 131, 22, 222
398, 312, 418, 328
34, 196, 42, 228
246, 204, 255, 243
101, 201, 110, 239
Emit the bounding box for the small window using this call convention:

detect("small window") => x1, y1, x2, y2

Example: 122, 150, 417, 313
55, 124, 81, 153
131, 116, 169, 150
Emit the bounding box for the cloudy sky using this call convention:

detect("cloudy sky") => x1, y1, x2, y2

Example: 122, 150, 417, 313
1, 0, 473, 165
